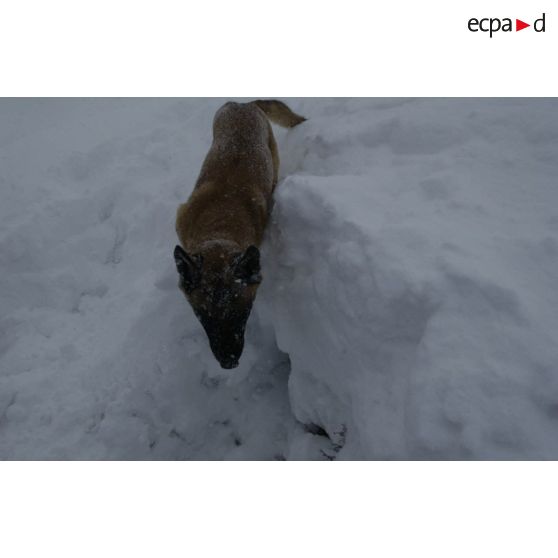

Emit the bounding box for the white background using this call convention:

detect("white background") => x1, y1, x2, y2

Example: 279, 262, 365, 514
0, 0, 555, 96
0, 0, 556, 557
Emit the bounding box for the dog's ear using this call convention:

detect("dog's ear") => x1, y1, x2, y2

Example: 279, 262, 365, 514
233, 245, 261, 284
174, 245, 202, 291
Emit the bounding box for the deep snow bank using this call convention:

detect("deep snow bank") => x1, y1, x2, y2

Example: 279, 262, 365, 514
260, 99, 558, 459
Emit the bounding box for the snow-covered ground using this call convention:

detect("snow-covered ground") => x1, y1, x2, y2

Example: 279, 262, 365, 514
1, 98, 557, 459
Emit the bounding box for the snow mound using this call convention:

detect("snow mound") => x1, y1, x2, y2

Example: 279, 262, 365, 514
259, 99, 558, 459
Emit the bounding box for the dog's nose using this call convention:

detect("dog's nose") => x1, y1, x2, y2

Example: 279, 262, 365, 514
220, 358, 239, 369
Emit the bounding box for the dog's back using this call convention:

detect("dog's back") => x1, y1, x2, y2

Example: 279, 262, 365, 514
193, 102, 276, 200
176, 100, 304, 252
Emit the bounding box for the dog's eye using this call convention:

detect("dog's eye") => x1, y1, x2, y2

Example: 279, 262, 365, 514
179, 275, 200, 293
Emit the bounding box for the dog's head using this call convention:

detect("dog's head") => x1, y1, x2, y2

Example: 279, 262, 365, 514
174, 243, 262, 369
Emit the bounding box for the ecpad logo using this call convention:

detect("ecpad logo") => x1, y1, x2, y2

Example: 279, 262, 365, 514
468, 13, 546, 37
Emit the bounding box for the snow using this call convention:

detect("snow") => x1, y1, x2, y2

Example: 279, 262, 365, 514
1, 98, 558, 459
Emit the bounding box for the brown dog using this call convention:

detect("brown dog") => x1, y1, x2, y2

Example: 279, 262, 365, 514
174, 100, 306, 368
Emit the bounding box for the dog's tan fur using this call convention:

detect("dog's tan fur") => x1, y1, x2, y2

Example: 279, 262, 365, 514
174, 100, 305, 368
176, 100, 305, 252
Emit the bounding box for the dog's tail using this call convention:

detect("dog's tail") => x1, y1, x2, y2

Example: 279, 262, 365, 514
253, 99, 306, 128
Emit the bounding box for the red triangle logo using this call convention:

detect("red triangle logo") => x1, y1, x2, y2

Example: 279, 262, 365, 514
516, 19, 530, 31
